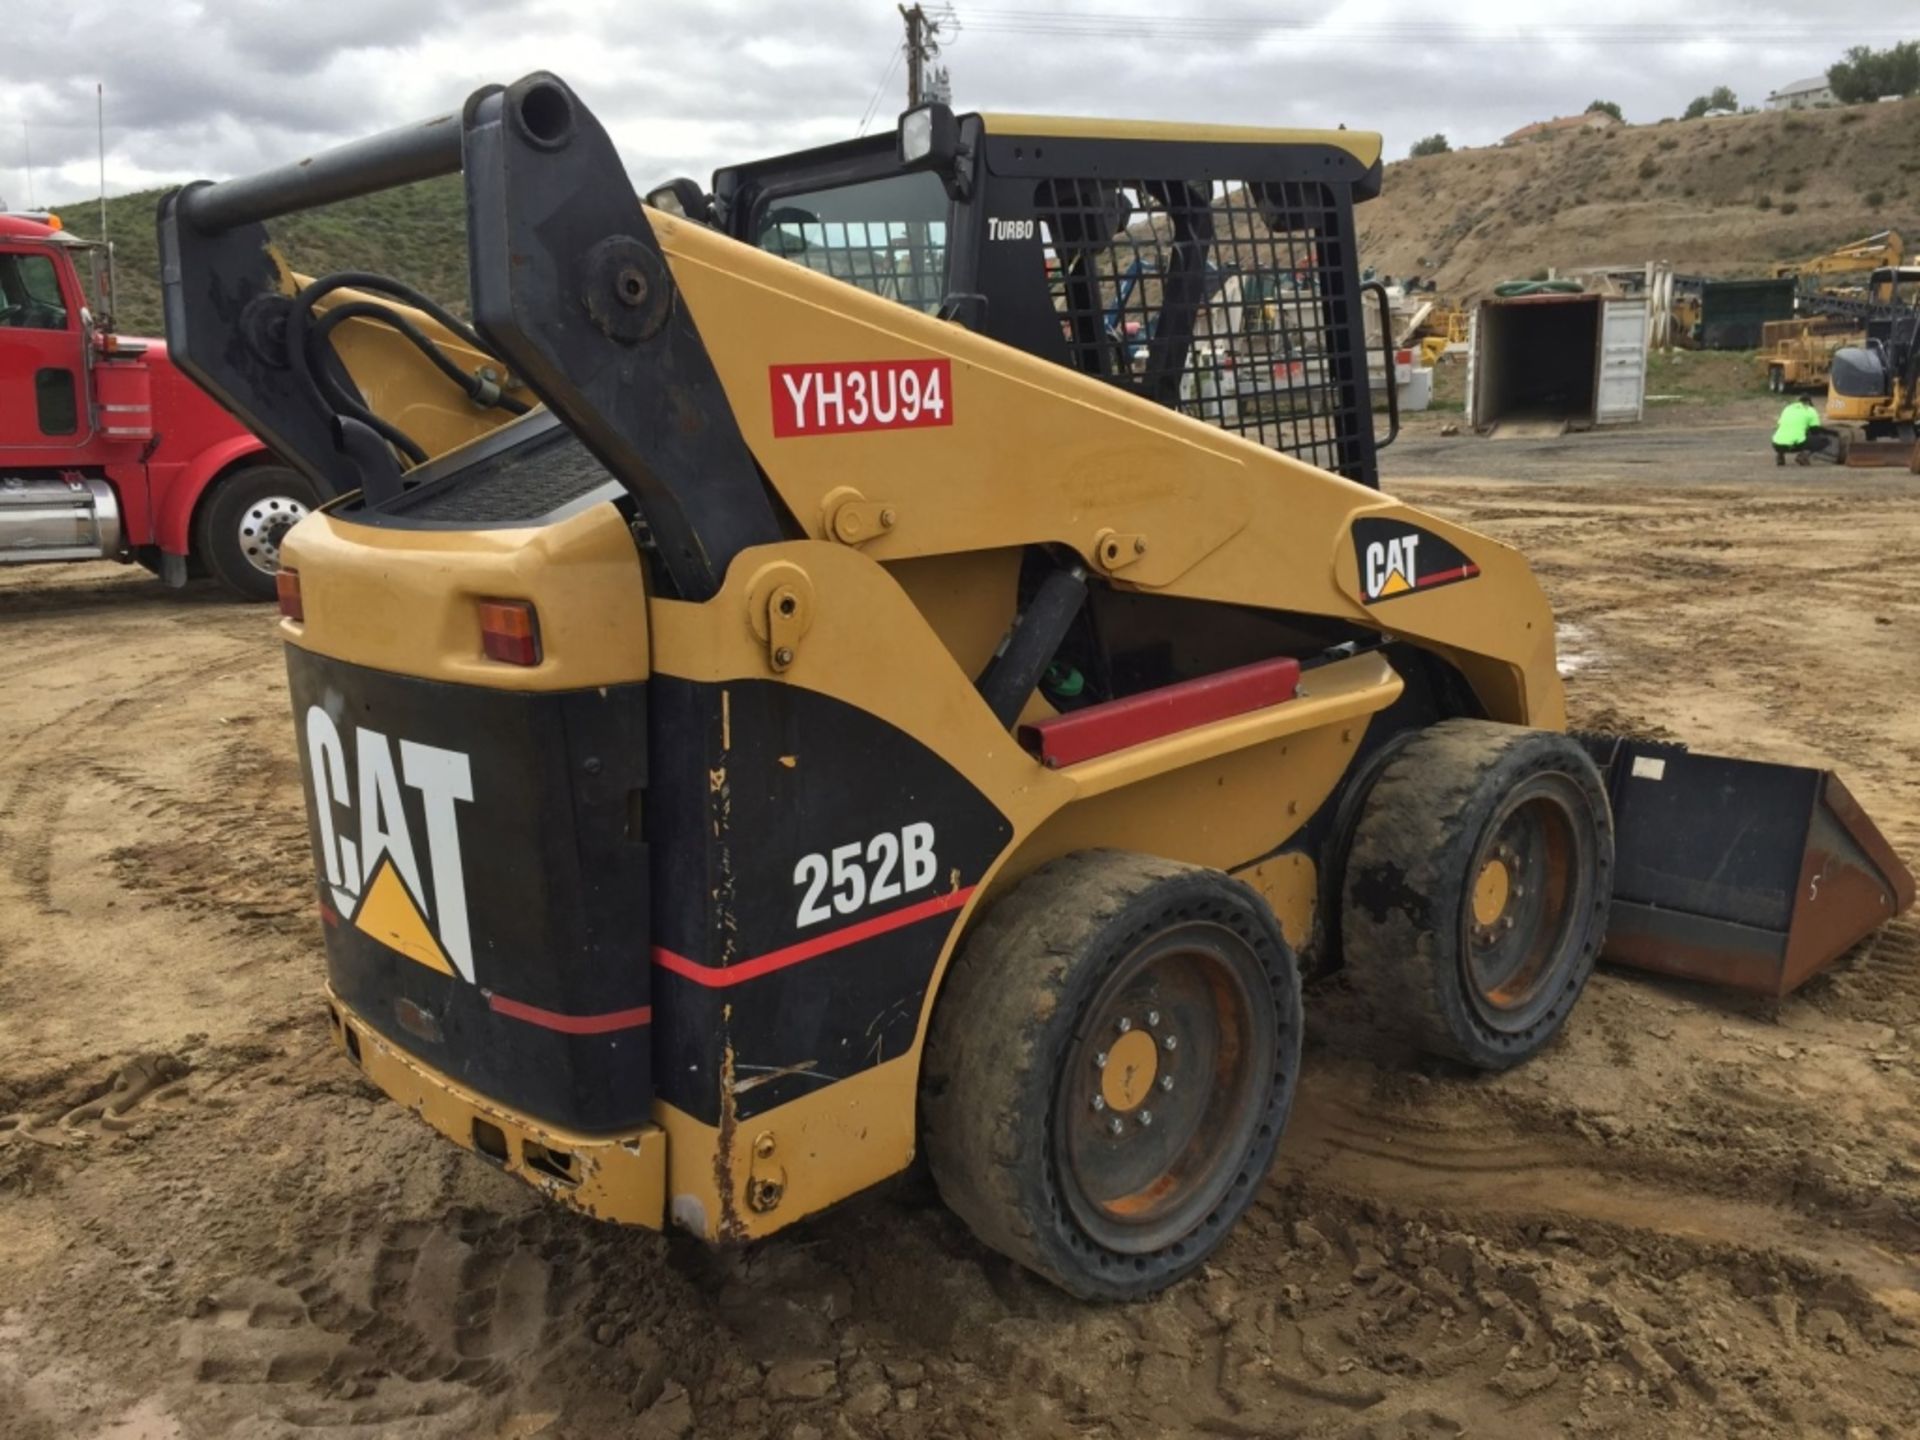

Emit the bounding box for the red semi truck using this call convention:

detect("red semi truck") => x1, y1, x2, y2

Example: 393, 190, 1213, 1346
0, 209, 314, 600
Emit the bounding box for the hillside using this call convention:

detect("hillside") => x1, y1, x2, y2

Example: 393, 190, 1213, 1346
53, 94, 1920, 336
1358, 96, 1920, 297
47, 177, 468, 338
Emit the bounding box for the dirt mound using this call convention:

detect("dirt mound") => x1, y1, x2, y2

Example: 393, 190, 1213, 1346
4, 451, 1920, 1438
1359, 98, 1920, 296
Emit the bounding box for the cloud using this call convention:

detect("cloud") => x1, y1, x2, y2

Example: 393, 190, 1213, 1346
0, 0, 1880, 210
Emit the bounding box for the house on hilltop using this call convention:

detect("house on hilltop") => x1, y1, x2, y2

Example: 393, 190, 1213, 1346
1501, 110, 1623, 145
1766, 76, 1834, 110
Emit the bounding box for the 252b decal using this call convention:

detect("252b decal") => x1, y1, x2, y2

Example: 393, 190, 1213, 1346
794, 822, 938, 927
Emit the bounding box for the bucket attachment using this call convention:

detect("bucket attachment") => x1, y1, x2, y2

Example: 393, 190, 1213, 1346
1837, 433, 1920, 472
1581, 737, 1915, 997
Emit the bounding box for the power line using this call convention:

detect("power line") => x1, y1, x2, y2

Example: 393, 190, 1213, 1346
951, 7, 1810, 44
858, 42, 906, 133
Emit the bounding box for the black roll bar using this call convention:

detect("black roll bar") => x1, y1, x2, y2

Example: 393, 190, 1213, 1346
157, 73, 783, 601
178, 115, 465, 234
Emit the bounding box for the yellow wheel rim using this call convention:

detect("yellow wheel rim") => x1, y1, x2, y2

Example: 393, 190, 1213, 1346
1471, 856, 1511, 928
1099, 1027, 1160, 1113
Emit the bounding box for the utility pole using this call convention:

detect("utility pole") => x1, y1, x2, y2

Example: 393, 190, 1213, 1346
97, 85, 108, 241
898, 4, 944, 108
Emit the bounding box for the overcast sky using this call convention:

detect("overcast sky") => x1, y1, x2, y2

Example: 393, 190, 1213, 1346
0, 1, 1873, 209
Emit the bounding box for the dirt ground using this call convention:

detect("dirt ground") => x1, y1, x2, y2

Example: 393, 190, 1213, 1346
3, 417, 1918, 1440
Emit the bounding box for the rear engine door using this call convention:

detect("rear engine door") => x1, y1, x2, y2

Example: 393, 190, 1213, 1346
0, 248, 91, 450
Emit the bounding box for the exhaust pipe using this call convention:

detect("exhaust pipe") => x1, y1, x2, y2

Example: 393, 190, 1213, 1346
1583, 736, 1914, 997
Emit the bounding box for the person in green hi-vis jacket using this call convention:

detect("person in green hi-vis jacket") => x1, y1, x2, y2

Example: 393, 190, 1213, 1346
1772, 394, 1823, 466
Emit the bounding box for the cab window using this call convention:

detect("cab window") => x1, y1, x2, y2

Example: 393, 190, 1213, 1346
0, 252, 72, 331
754, 171, 950, 313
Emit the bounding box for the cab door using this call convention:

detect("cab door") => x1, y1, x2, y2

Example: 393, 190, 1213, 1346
0, 247, 92, 450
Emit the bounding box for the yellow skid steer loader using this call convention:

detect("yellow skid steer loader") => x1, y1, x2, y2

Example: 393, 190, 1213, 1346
158, 75, 1911, 1299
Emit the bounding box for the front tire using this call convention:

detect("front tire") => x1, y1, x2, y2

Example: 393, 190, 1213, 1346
1767, 365, 1784, 394
921, 852, 1301, 1300
194, 465, 318, 602
1341, 721, 1612, 1071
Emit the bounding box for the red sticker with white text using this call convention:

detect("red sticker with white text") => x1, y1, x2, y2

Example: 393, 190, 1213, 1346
770, 359, 952, 438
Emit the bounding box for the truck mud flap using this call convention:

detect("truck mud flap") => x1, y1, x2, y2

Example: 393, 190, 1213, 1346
1581, 736, 1914, 996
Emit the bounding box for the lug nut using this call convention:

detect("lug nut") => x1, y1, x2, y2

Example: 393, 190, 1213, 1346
1116, 1017, 1132, 1034
1091, 1094, 1107, 1113
1094, 1050, 1109, 1068
1146, 1009, 1161, 1027
1138, 1109, 1154, 1127
1163, 1035, 1178, 1052
1159, 1074, 1174, 1092
1108, 1117, 1125, 1136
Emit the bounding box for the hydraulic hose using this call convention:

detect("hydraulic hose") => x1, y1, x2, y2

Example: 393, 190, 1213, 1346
309, 302, 531, 415
286, 270, 525, 469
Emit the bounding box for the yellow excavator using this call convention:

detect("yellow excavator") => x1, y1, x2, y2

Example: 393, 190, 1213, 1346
1822, 266, 1920, 470
157, 75, 1911, 1299
1774, 229, 1905, 289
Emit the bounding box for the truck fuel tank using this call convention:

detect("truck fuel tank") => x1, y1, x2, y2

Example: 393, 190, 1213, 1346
0, 475, 122, 564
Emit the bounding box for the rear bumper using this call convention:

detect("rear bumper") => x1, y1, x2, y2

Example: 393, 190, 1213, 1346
326, 989, 668, 1229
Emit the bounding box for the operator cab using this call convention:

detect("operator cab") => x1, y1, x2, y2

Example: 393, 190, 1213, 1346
657, 105, 1394, 487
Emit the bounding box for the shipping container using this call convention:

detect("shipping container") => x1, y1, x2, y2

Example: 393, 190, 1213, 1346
1467, 294, 1647, 435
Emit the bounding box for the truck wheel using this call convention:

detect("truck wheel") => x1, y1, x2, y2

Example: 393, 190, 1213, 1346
1341, 721, 1612, 1071
920, 851, 1301, 1300
1768, 365, 1784, 394
195, 465, 318, 602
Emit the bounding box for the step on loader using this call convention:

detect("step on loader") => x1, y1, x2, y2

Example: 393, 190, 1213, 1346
159, 75, 1912, 1299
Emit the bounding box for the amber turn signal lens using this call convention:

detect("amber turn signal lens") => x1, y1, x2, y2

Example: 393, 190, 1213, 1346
478, 598, 541, 666
276, 568, 303, 622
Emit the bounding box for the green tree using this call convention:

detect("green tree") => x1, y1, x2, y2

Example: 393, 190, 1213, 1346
1409, 133, 1451, 157
1828, 42, 1920, 103
1682, 85, 1739, 119
1586, 99, 1623, 121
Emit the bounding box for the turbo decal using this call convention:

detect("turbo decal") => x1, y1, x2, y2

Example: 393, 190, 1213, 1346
1352, 516, 1480, 605
769, 359, 952, 437
302, 705, 477, 983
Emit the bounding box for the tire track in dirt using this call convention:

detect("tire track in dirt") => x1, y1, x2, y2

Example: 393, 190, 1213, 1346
175, 1207, 580, 1436
1281, 1077, 1920, 1324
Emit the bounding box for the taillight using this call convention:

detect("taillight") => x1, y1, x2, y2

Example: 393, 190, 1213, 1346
478, 599, 541, 666
276, 568, 303, 622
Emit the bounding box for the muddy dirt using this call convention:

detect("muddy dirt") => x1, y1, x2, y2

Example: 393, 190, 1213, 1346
3, 424, 1918, 1439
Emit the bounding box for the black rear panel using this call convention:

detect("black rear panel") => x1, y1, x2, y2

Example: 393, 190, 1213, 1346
289, 648, 651, 1132
648, 678, 1014, 1124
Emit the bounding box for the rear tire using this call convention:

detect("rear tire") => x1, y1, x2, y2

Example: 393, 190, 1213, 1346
920, 851, 1301, 1300
194, 465, 318, 602
1768, 365, 1784, 394
1341, 721, 1612, 1071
